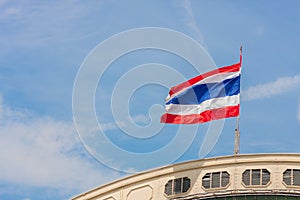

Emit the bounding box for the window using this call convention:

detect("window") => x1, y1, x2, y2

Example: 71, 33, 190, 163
283, 169, 300, 186
202, 171, 230, 189
165, 180, 172, 196
242, 169, 270, 186
182, 177, 191, 193
262, 169, 270, 185
164, 177, 191, 196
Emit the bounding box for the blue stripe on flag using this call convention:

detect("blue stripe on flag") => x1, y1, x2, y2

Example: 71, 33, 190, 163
166, 76, 240, 105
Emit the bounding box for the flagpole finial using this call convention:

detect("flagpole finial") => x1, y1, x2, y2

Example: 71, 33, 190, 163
239, 46, 243, 64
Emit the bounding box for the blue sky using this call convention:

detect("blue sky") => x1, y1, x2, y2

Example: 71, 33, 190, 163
0, 0, 299, 199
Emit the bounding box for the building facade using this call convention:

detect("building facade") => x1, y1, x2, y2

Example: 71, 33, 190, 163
72, 154, 300, 200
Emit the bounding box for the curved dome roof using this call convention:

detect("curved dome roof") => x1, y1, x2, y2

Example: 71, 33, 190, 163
72, 153, 300, 200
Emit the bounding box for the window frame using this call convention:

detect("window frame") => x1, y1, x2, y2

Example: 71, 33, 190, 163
201, 171, 230, 190
283, 169, 300, 187
164, 177, 191, 197
242, 168, 271, 187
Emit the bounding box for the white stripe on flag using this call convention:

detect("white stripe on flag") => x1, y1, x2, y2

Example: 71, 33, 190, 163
165, 94, 240, 115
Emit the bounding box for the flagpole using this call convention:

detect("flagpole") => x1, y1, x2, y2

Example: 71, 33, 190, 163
234, 46, 242, 155
234, 117, 240, 155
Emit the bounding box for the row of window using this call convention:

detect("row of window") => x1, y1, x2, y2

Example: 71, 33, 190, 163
164, 168, 300, 196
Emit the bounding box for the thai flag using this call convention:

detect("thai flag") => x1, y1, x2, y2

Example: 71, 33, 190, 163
161, 61, 241, 124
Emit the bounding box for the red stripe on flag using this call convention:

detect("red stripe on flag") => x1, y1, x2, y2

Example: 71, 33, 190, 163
169, 63, 241, 97
160, 105, 240, 124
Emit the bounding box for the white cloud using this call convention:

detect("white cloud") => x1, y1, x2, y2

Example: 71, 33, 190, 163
0, 95, 121, 196
0, 1, 105, 45
242, 74, 300, 101
100, 114, 150, 132
182, 0, 205, 44
132, 114, 150, 124
0, 4, 21, 20
100, 121, 119, 131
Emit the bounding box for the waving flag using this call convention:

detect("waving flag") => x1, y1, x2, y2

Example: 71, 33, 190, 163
161, 60, 241, 124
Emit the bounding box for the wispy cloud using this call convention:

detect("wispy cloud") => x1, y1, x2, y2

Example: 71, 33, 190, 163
0, 1, 21, 20
182, 0, 204, 44
0, 1, 105, 49
242, 74, 300, 101
100, 114, 150, 132
0, 95, 121, 197
0, 6, 20, 18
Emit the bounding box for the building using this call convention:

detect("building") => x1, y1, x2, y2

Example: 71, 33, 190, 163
72, 154, 300, 200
